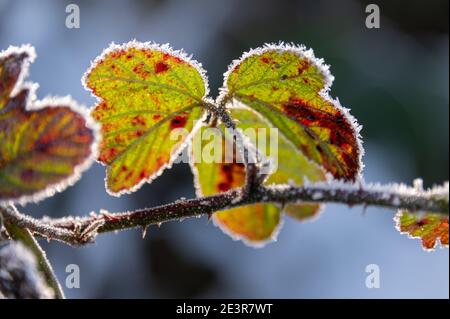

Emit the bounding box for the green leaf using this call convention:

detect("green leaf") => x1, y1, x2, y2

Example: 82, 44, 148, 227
219, 43, 363, 181
190, 125, 280, 246
83, 41, 208, 195
229, 107, 327, 221
0, 45, 98, 205
395, 211, 448, 251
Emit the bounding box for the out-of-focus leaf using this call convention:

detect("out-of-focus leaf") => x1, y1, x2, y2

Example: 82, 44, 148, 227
0, 242, 55, 299
190, 125, 280, 245
0, 45, 97, 205
220, 43, 363, 181
84, 41, 208, 195
395, 211, 449, 251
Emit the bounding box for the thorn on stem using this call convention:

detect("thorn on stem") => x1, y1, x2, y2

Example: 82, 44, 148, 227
362, 203, 368, 215
79, 219, 104, 244
99, 209, 120, 222
141, 225, 149, 239
357, 180, 365, 191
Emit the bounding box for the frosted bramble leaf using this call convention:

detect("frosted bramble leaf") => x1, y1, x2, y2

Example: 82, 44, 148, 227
395, 211, 449, 251
394, 181, 449, 251
0, 45, 34, 111
219, 43, 363, 181
190, 125, 280, 246
0, 45, 98, 205
229, 106, 327, 221
83, 41, 208, 195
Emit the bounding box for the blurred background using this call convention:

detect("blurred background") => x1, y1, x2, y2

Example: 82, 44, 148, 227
0, 0, 448, 298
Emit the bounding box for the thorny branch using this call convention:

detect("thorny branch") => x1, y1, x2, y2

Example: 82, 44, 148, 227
1, 181, 448, 247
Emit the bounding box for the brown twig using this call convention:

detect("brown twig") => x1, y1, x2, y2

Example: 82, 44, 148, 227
1, 181, 447, 247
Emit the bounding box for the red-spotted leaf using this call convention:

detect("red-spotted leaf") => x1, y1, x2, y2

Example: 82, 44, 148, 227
0, 45, 98, 205
395, 211, 448, 251
83, 41, 208, 195
219, 43, 363, 181
394, 182, 448, 251
190, 125, 280, 246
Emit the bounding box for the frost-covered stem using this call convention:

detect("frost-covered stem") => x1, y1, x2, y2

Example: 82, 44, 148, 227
259, 183, 448, 214
0, 205, 87, 245
49, 189, 243, 235
1, 182, 447, 247
2, 207, 65, 299
17, 181, 446, 244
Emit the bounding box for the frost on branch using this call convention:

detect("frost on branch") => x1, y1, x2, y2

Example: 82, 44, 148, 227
0, 242, 54, 299
0, 45, 99, 206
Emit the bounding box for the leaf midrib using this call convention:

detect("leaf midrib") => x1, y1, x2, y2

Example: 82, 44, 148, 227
234, 94, 348, 176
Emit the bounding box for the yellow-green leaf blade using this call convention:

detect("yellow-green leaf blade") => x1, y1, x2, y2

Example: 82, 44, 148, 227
84, 41, 208, 195
222, 44, 362, 181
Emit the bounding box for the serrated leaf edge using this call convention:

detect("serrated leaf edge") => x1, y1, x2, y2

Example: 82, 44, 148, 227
81, 39, 210, 101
